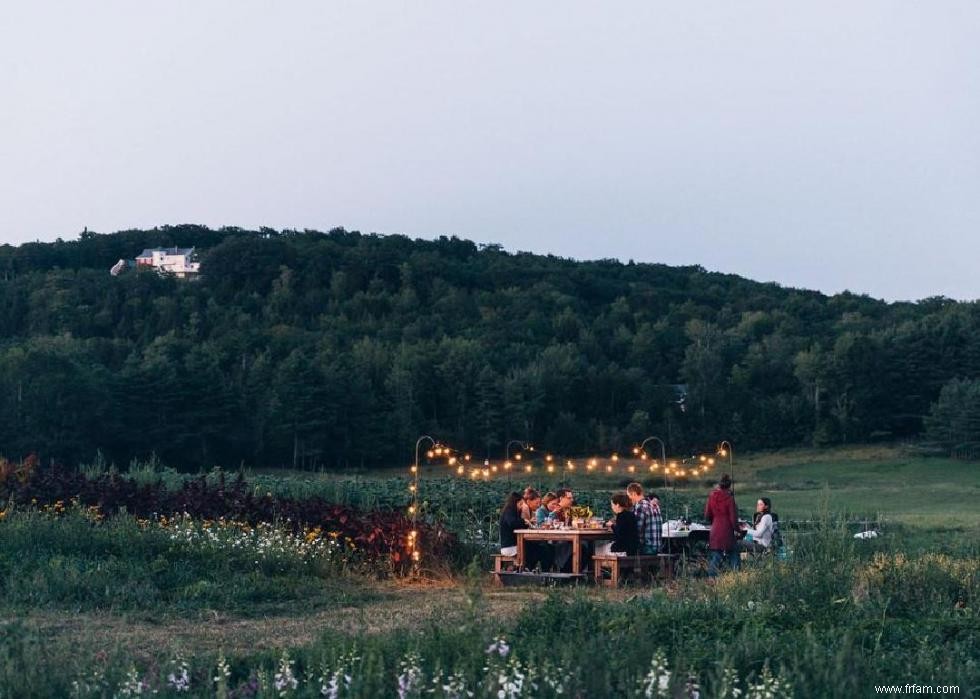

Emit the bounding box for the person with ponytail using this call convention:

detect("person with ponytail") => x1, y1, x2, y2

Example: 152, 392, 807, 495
739, 497, 778, 554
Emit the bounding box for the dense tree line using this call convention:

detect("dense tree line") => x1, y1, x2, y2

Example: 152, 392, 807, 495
0, 225, 977, 469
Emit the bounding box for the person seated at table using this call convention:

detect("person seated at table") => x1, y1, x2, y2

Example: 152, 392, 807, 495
536, 492, 558, 525
499, 491, 523, 559
552, 488, 574, 524
739, 497, 778, 554
547, 488, 575, 571
596, 492, 639, 556
499, 491, 549, 570
627, 482, 662, 554
518, 486, 536, 525
521, 488, 542, 527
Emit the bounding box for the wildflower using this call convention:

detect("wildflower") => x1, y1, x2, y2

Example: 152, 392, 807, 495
397, 652, 424, 699
494, 656, 535, 699
274, 650, 299, 696
214, 651, 232, 699
427, 669, 471, 698
640, 650, 671, 698
167, 652, 191, 692
485, 637, 510, 658
745, 664, 792, 699
116, 665, 149, 696
717, 666, 743, 698
539, 661, 570, 695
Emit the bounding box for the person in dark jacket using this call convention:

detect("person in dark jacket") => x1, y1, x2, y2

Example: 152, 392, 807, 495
597, 492, 639, 556
499, 491, 523, 556
704, 475, 740, 576
499, 491, 550, 570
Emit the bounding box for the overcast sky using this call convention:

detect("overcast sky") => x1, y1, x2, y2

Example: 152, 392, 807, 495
2, 2, 978, 301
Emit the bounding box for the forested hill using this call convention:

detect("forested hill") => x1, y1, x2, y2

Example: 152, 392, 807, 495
0, 225, 976, 470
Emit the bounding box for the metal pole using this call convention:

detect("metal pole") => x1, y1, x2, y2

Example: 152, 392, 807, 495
639, 436, 668, 492
718, 440, 734, 495
412, 435, 435, 570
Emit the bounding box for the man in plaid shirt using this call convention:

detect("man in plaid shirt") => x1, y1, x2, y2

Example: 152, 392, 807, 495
627, 482, 662, 554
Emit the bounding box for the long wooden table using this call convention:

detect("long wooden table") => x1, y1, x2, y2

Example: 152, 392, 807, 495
514, 528, 613, 575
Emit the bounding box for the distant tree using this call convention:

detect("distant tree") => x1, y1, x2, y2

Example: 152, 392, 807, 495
924, 378, 980, 457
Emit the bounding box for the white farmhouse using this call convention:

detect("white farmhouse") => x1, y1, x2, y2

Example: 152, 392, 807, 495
134, 247, 201, 278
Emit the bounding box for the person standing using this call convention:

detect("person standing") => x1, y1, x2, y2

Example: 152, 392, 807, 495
704, 474, 739, 576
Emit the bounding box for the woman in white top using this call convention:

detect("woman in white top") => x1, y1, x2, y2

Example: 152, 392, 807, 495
739, 498, 776, 554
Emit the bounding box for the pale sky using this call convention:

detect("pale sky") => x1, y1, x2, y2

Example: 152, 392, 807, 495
2, 2, 978, 301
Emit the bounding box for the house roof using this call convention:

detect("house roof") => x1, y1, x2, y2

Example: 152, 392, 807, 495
136, 247, 194, 258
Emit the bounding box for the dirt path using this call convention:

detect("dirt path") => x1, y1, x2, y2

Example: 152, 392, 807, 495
13, 583, 579, 659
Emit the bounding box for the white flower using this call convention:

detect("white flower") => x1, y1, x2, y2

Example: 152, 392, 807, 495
745, 664, 792, 699
274, 650, 299, 696
214, 652, 232, 684
165, 652, 191, 692
640, 650, 671, 698
485, 637, 510, 658
397, 652, 424, 699
116, 665, 149, 696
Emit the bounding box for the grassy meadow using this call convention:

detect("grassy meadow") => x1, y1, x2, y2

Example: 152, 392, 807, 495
0, 446, 977, 697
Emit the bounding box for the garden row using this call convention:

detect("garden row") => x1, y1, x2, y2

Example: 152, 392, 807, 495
0, 456, 455, 574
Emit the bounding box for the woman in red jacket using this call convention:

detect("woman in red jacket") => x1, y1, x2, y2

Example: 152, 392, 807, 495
703, 474, 740, 576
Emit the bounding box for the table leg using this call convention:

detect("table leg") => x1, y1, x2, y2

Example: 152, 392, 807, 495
516, 533, 525, 570
572, 537, 581, 575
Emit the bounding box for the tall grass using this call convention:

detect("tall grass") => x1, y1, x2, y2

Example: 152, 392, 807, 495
0, 511, 975, 697
0, 508, 377, 616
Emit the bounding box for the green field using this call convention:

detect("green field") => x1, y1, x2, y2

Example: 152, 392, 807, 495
1, 446, 977, 697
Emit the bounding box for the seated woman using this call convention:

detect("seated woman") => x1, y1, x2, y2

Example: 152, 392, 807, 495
739, 497, 778, 554
518, 486, 537, 525
500, 491, 550, 570
596, 492, 639, 557
499, 491, 523, 558
536, 492, 557, 525
522, 488, 542, 527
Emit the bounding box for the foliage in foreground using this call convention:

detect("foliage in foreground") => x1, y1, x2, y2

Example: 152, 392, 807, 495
0, 516, 975, 697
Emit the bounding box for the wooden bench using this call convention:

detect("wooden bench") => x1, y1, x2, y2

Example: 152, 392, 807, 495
491, 553, 518, 585
593, 553, 678, 587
